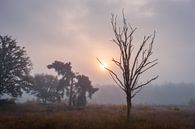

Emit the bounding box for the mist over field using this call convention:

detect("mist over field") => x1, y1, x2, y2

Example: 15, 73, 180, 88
18, 83, 195, 105
91, 83, 195, 105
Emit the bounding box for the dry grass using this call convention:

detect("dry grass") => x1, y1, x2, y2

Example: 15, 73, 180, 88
0, 103, 195, 129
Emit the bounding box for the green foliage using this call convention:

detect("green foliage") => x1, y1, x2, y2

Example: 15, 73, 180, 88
74, 75, 99, 107
47, 61, 75, 105
0, 35, 32, 98
28, 61, 98, 106
47, 61, 73, 78
31, 74, 59, 103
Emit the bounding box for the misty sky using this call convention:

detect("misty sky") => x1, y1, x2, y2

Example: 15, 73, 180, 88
0, 0, 195, 85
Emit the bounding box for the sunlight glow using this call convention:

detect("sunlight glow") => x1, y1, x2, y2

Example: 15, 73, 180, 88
100, 62, 108, 70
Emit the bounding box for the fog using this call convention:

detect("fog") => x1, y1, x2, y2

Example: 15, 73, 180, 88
1, 0, 195, 106
17, 83, 195, 105
91, 83, 195, 105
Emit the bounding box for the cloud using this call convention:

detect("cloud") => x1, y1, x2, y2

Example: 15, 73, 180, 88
0, 0, 194, 84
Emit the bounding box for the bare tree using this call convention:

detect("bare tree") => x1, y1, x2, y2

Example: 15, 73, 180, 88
97, 12, 158, 120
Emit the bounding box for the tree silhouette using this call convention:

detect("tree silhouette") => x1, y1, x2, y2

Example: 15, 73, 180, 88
73, 75, 99, 107
47, 61, 75, 105
97, 12, 158, 120
0, 35, 32, 98
189, 98, 195, 107
48, 61, 98, 107
31, 74, 59, 103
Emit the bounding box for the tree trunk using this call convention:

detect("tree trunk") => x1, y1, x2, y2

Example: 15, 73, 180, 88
43, 98, 46, 104
126, 95, 132, 121
69, 78, 73, 107
57, 95, 61, 103
69, 87, 72, 106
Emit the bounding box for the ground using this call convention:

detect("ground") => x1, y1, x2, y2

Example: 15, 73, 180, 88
0, 103, 195, 129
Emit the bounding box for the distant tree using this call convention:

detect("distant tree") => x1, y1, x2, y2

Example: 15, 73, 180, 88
97, 12, 158, 120
0, 35, 32, 99
31, 74, 59, 103
47, 61, 75, 106
73, 75, 99, 107
48, 61, 98, 107
188, 98, 195, 107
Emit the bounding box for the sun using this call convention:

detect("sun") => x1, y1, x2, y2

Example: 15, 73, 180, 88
100, 62, 108, 70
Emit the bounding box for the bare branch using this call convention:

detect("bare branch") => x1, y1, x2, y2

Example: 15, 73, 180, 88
109, 72, 126, 91
140, 62, 158, 74
100, 11, 158, 120
130, 35, 152, 79
132, 75, 158, 91
112, 58, 124, 72
96, 58, 125, 90
131, 86, 143, 98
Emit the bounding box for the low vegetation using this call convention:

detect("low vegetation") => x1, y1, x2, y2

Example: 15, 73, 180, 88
0, 103, 194, 129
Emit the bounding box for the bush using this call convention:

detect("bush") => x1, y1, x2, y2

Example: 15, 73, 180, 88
0, 98, 15, 105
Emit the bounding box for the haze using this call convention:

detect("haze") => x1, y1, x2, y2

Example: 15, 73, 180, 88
0, 0, 195, 85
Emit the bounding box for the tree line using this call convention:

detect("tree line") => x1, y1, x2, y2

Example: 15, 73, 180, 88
0, 35, 98, 107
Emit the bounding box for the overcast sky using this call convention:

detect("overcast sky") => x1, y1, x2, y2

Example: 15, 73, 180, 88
0, 0, 195, 85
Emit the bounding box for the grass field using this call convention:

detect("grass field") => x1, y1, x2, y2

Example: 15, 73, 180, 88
0, 103, 195, 129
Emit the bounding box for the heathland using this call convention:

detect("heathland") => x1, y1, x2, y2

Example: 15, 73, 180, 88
0, 103, 195, 129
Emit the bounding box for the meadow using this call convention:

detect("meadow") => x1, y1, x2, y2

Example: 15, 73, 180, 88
0, 103, 195, 129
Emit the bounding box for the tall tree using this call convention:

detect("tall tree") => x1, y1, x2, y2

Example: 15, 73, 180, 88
97, 12, 158, 120
47, 61, 75, 106
73, 75, 99, 107
0, 35, 32, 98
48, 61, 98, 107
